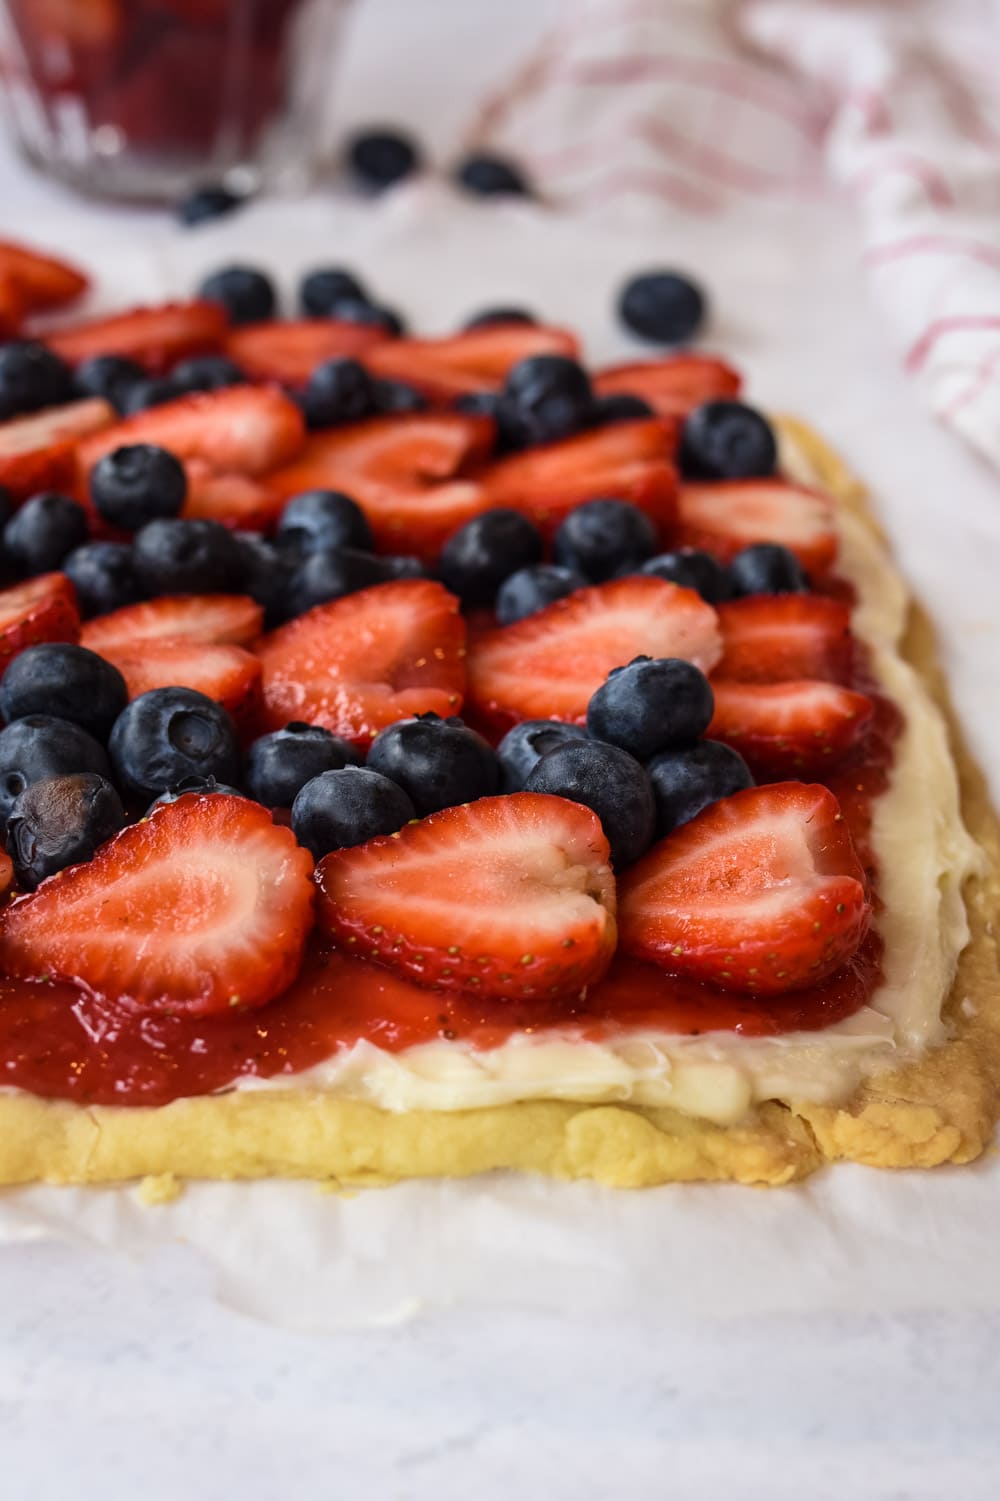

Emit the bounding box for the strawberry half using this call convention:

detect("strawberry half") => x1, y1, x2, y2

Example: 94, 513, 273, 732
676, 479, 838, 575
102, 640, 263, 736
0, 396, 115, 500
619, 782, 870, 995
0, 239, 89, 311
316, 792, 617, 1002
47, 301, 228, 373
708, 680, 874, 777
77, 386, 305, 481
80, 594, 263, 654
716, 594, 853, 684
0, 573, 80, 678
0, 793, 316, 1016
182, 461, 285, 532
0, 274, 24, 339
483, 419, 678, 539
467, 576, 721, 735
225, 318, 389, 386
594, 355, 742, 420
0, 849, 12, 901
256, 578, 466, 746
364, 324, 581, 402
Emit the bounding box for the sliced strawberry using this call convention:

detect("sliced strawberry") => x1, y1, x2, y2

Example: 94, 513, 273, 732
0, 239, 89, 311
0, 849, 13, 900
102, 640, 263, 736
0, 274, 24, 339
266, 413, 495, 560
676, 479, 838, 575
716, 595, 853, 684
0, 573, 81, 677
0, 396, 115, 501
77, 385, 305, 483
80, 594, 263, 654
256, 579, 466, 746
594, 355, 742, 420
619, 782, 870, 995
483, 419, 678, 539
708, 680, 874, 777
0, 793, 315, 1016
316, 792, 616, 1002
182, 461, 285, 532
467, 576, 721, 735
364, 324, 581, 402
225, 319, 388, 386
47, 301, 228, 373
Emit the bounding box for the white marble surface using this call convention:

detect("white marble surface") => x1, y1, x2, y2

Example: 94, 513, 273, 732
2, 2, 1000, 1497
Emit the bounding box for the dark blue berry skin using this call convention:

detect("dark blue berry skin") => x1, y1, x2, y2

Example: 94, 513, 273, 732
300, 267, 368, 317
496, 719, 589, 793
553, 499, 658, 583
63, 541, 145, 618
327, 299, 405, 336
456, 153, 531, 198
6, 773, 126, 890
453, 390, 530, 453
525, 739, 656, 867
74, 354, 146, 412
231, 533, 294, 628
464, 306, 537, 330
640, 548, 731, 604
348, 128, 421, 191
274, 489, 373, 559
301, 358, 376, 429
619, 271, 706, 345
90, 444, 187, 531
379, 554, 426, 581
592, 392, 655, 424
121, 377, 180, 415
170, 355, 245, 395
646, 740, 754, 837
503, 355, 593, 445
291, 767, 416, 858
199, 265, 276, 326
0, 715, 112, 823
728, 543, 809, 597
289, 548, 395, 612
4, 493, 87, 575
495, 564, 585, 625
438, 508, 543, 607
133, 518, 240, 595
147, 775, 244, 812
109, 687, 240, 800
587, 656, 714, 761
678, 400, 777, 481
0, 487, 12, 530
246, 722, 362, 809
372, 379, 428, 414
367, 713, 500, 817
0, 341, 73, 421
0, 644, 127, 742
176, 183, 245, 226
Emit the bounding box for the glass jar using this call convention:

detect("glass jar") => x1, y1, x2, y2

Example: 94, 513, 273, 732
0, 0, 352, 201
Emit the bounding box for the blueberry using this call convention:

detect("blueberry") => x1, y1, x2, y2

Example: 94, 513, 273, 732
63, 541, 145, 618
372, 379, 428, 414
74, 354, 146, 411
679, 400, 777, 481
379, 554, 425, 580
300, 267, 368, 318
327, 299, 405, 336
246, 722, 362, 809
646, 740, 754, 837
176, 183, 246, 227
438, 509, 543, 606
495, 564, 585, 625
0, 644, 127, 742
463, 306, 537, 330
274, 489, 373, 559
587, 656, 714, 761
728, 543, 809, 597
592, 392, 655, 423
289, 547, 392, 611
0, 487, 12, 531
199, 265, 276, 326
109, 687, 240, 800
456, 153, 531, 198
147, 775, 245, 811
169, 355, 245, 395
89, 444, 187, 533
367, 713, 499, 817
453, 390, 530, 452
133, 518, 241, 595
0, 715, 112, 823
348, 128, 422, 191
4, 493, 87, 575
301, 358, 376, 429
231, 533, 294, 628
553, 499, 658, 582
6, 773, 125, 890
618, 270, 706, 345
640, 548, 731, 604
291, 766, 415, 858
0, 341, 73, 420
525, 739, 655, 867
120, 377, 179, 415
504, 354, 593, 445
496, 719, 589, 793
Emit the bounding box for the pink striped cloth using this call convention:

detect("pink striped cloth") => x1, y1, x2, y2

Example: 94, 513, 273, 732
466, 0, 1000, 470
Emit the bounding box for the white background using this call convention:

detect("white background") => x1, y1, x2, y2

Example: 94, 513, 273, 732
3, 2, 1000, 1497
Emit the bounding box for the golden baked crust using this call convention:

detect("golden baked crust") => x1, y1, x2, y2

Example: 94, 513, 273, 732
0, 419, 997, 1189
